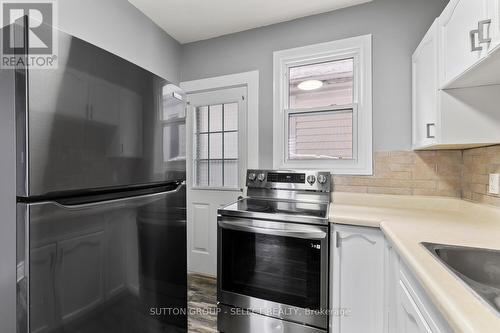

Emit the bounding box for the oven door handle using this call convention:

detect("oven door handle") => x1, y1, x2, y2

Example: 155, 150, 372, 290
218, 220, 327, 240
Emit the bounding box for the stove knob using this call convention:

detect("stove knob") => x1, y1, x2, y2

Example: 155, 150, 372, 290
307, 175, 316, 185
317, 174, 328, 184
248, 173, 256, 181
257, 173, 266, 182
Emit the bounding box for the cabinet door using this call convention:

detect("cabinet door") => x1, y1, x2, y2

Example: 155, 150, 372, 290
397, 281, 433, 333
30, 244, 57, 333
487, 0, 500, 52
439, 0, 488, 86
56, 231, 105, 323
412, 19, 439, 149
331, 225, 385, 333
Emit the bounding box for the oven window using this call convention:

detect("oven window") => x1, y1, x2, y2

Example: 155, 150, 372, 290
220, 229, 322, 310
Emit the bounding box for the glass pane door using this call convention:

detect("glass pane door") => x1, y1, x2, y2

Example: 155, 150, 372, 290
186, 86, 247, 277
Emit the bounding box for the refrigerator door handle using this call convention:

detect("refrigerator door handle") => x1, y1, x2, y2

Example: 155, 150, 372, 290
52, 181, 185, 210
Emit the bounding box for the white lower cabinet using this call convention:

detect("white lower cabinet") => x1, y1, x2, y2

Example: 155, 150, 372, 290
330, 225, 385, 333
393, 256, 454, 333
330, 225, 453, 333
397, 281, 433, 333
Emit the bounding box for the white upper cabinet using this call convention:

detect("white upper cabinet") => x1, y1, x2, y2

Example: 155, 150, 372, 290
412, 0, 500, 149
412, 19, 439, 149
437, 0, 500, 88
439, 0, 488, 87
487, 0, 500, 51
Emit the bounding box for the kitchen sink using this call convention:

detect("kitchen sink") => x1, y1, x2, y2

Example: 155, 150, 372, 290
422, 242, 500, 316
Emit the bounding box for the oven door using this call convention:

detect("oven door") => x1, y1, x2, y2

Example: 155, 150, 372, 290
217, 216, 329, 329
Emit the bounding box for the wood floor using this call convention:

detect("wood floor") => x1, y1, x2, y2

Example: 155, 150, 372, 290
188, 274, 218, 333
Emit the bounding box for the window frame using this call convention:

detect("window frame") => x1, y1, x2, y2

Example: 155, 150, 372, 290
273, 35, 373, 175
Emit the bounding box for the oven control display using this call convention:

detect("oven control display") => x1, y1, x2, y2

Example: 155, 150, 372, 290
267, 173, 306, 183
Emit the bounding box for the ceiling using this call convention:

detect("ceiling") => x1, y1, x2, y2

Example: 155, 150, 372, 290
128, 0, 372, 44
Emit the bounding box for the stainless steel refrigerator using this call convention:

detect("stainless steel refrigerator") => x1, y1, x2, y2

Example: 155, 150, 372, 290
10, 20, 187, 333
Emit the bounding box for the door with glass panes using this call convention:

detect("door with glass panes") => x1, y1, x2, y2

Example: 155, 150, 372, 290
186, 87, 247, 276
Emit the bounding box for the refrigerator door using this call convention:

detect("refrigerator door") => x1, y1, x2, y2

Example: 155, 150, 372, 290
16, 26, 186, 198
17, 183, 187, 333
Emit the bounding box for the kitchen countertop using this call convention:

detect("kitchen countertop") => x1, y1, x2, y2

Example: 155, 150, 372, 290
329, 192, 500, 333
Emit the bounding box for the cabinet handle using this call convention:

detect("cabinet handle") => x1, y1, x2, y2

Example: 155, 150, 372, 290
470, 29, 483, 52
426, 123, 435, 139
478, 19, 492, 44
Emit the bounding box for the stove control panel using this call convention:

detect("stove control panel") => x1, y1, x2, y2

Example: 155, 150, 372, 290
246, 170, 331, 192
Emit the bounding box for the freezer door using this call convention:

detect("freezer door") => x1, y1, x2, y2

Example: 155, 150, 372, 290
17, 184, 187, 333
16, 25, 186, 197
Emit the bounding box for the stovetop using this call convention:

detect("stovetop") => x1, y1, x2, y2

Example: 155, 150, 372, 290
218, 197, 329, 224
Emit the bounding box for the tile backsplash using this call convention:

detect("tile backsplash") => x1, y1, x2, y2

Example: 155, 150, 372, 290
333, 146, 500, 207
462, 145, 500, 206
333, 151, 463, 197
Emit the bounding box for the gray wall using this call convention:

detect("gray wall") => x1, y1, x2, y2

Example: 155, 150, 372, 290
59, 0, 181, 83
180, 0, 449, 168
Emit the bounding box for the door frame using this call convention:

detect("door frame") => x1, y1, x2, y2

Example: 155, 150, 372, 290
180, 70, 259, 169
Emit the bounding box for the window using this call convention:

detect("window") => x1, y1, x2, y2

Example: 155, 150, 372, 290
289, 58, 354, 109
273, 35, 372, 175
194, 103, 239, 188
288, 109, 353, 160
161, 84, 186, 162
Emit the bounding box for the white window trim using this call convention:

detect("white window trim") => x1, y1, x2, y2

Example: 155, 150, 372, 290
273, 35, 373, 175
180, 70, 259, 169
